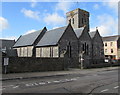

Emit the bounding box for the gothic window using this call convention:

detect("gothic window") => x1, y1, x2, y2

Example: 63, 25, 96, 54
72, 18, 74, 24
82, 44, 84, 51
86, 44, 89, 55
69, 19, 71, 24
82, 18, 84, 24
85, 42, 87, 54
67, 42, 71, 57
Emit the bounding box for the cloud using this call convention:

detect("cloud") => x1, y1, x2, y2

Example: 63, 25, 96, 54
103, 0, 118, 12
0, 36, 17, 40
55, 2, 73, 14
21, 8, 40, 20
0, 17, 9, 32
44, 13, 66, 26
91, 14, 118, 36
31, 0, 37, 8
24, 29, 36, 35
93, 4, 99, 10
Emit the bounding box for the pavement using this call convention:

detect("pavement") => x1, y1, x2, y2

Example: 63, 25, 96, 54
1, 66, 120, 81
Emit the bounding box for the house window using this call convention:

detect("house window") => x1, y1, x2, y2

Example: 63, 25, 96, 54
72, 18, 74, 24
105, 49, 107, 53
111, 49, 113, 53
105, 43, 107, 46
110, 42, 113, 46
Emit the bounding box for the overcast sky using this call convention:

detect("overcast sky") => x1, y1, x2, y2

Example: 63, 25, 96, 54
0, 0, 119, 40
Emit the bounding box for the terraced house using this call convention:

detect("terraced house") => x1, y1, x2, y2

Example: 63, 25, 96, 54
102, 35, 120, 60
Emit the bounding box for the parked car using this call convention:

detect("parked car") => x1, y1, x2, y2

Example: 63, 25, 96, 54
104, 58, 109, 63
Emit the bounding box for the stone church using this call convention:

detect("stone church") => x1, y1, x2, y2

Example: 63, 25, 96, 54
13, 8, 104, 68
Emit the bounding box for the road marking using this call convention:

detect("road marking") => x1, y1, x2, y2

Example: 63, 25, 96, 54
25, 83, 34, 87
26, 84, 30, 87
100, 89, 109, 92
114, 86, 119, 89
53, 81, 60, 83
65, 79, 71, 82
13, 86, 19, 89
39, 82, 46, 85
70, 78, 77, 81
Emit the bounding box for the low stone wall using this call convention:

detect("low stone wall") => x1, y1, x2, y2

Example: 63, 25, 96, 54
2, 57, 65, 73
87, 62, 120, 68
2, 57, 79, 73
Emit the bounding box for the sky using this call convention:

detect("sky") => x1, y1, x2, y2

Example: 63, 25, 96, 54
0, 0, 119, 40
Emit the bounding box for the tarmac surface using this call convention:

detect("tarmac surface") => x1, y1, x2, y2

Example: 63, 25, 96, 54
1, 66, 120, 94
2, 66, 120, 81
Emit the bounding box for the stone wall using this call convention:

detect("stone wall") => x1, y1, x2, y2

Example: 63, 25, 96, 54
2, 57, 65, 73
2, 57, 79, 73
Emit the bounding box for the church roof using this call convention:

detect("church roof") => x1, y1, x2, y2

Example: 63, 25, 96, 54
102, 35, 120, 41
36, 26, 67, 47
13, 28, 46, 47
89, 31, 97, 38
74, 26, 85, 38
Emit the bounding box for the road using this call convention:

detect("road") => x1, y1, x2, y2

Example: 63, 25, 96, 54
2, 69, 119, 94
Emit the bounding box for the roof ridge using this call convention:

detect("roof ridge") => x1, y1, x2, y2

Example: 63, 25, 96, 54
23, 29, 42, 36
103, 35, 120, 38
47, 26, 67, 32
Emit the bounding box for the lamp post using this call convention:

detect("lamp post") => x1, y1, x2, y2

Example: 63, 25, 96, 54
79, 51, 85, 69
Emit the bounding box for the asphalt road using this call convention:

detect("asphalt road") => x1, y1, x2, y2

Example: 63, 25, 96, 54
2, 69, 119, 94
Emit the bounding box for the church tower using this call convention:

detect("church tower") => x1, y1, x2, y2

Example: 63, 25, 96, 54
66, 8, 89, 31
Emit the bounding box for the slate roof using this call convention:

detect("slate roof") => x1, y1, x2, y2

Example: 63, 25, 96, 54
13, 30, 43, 47
74, 26, 85, 38
102, 35, 120, 41
89, 31, 97, 38
36, 26, 67, 47
0, 39, 15, 49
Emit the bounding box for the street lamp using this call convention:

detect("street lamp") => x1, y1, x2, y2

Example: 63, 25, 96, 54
79, 51, 85, 69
